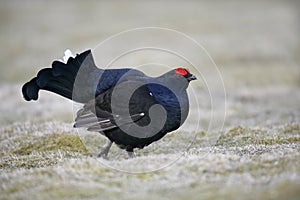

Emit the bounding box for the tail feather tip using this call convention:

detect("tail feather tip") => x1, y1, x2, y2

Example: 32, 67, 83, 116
22, 78, 39, 101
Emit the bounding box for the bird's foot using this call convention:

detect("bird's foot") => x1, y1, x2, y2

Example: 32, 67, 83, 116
97, 149, 109, 159
127, 150, 135, 158
97, 139, 112, 159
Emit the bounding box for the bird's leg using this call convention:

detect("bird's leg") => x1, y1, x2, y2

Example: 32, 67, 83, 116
126, 149, 135, 158
97, 139, 113, 159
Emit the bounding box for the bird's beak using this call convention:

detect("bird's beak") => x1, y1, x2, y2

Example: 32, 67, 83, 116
187, 74, 197, 81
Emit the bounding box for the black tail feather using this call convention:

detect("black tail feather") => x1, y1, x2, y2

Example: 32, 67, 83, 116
22, 78, 39, 101
22, 49, 95, 102
36, 68, 52, 88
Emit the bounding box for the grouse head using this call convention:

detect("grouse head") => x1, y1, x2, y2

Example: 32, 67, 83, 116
175, 67, 197, 82
157, 67, 197, 92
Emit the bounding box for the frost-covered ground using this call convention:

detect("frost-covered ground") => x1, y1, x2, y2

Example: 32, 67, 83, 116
1, 1, 300, 200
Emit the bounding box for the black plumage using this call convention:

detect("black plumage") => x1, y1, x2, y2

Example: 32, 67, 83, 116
22, 50, 197, 158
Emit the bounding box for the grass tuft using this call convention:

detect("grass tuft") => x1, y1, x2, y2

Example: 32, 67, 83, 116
12, 133, 90, 156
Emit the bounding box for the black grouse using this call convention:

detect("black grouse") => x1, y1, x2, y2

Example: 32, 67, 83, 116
22, 50, 197, 158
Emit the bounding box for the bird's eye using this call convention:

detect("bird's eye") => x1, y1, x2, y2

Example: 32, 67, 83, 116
175, 68, 190, 76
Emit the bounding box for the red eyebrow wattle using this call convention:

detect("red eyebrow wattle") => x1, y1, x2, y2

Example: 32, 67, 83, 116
175, 68, 189, 76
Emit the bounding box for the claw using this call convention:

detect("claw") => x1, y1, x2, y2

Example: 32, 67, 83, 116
127, 150, 135, 158
97, 139, 112, 159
